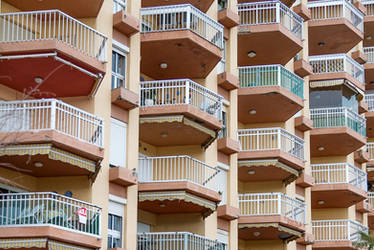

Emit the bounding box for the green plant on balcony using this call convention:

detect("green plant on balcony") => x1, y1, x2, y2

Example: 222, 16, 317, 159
353, 231, 374, 250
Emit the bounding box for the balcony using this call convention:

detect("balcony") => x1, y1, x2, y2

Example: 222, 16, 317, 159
0, 10, 107, 98
237, 128, 305, 184
138, 156, 221, 215
312, 220, 368, 249
0, 192, 101, 248
311, 163, 367, 208
139, 79, 222, 148
363, 0, 374, 48
238, 65, 304, 124
140, 4, 223, 79
1, 0, 103, 18
238, 193, 305, 241
237, 1, 303, 66
137, 232, 227, 249
310, 107, 366, 156
309, 54, 365, 91
237, 0, 297, 8
308, 0, 364, 55
364, 47, 374, 88
113, 0, 140, 37
0, 99, 103, 179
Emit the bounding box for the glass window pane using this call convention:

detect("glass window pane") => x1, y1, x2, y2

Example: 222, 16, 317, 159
108, 214, 113, 229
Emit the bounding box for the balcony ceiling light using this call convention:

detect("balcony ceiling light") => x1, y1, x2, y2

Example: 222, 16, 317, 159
34, 77, 43, 84
247, 51, 256, 58
318, 42, 325, 47
249, 109, 256, 115
253, 232, 261, 236
248, 170, 255, 175
317, 146, 324, 151
34, 162, 43, 168
160, 132, 168, 138
367, 36, 372, 41
159, 203, 166, 207
160, 63, 168, 69
317, 200, 325, 205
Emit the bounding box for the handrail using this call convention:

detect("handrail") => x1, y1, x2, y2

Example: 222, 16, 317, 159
312, 220, 368, 242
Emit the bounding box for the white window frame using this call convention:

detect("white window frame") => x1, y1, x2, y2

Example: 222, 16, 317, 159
217, 40, 227, 74
217, 229, 229, 244
112, 41, 129, 90
218, 105, 227, 139
217, 162, 229, 205
113, 0, 126, 13
108, 197, 125, 248
109, 118, 127, 168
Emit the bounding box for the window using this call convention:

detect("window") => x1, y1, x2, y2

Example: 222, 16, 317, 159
110, 118, 127, 168
218, 0, 229, 11
108, 198, 125, 248
113, 0, 126, 13
217, 163, 228, 205
217, 229, 229, 244
218, 106, 227, 139
112, 49, 127, 89
217, 40, 227, 74
137, 222, 151, 233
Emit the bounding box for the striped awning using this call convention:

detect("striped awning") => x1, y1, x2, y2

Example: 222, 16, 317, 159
0, 144, 95, 172
140, 115, 215, 138
48, 241, 91, 250
238, 160, 299, 177
310, 79, 364, 99
0, 238, 47, 249
138, 191, 217, 211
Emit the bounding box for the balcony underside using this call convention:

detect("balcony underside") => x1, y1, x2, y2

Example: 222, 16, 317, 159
365, 63, 374, 87
238, 24, 302, 66
364, 16, 374, 47
238, 216, 304, 241
238, 160, 300, 184
308, 19, 363, 55
141, 0, 215, 12
2, 0, 103, 18
313, 241, 355, 250
138, 181, 220, 215
140, 30, 221, 79
310, 127, 366, 157
309, 73, 365, 92
0, 40, 105, 98
238, 86, 303, 124
0, 226, 101, 248
237, 0, 296, 7
139, 105, 221, 147
238, 150, 305, 171
368, 213, 374, 229
366, 112, 374, 136
0, 130, 102, 178
311, 184, 367, 208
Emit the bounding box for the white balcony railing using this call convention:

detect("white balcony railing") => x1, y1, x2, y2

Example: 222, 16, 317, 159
364, 47, 374, 63
0, 192, 101, 237
308, 0, 364, 32
367, 143, 374, 161
363, 0, 374, 16
238, 1, 304, 39
311, 163, 367, 191
237, 128, 305, 160
140, 4, 224, 49
309, 54, 365, 84
0, 10, 107, 62
365, 94, 374, 111
0, 99, 104, 147
310, 107, 366, 136
313, 220, 368, 242
138, 156, 220, 192
113, 0, 126, 13
137, 232, 227, 249
368, 192, 374, 207
238, 193, 305, 224
140, 79, 223, 120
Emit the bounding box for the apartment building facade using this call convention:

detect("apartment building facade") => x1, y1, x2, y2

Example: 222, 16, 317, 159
0, 0, 372, 249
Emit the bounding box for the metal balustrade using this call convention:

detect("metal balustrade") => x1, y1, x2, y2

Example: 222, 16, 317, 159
311, 163, 367, 191
238, 193, 305, 224
308, 0, 364, 31
0, 192, 101, 237
363, 0, 374, 15
238, 1, 304, 39
309, 54, 365, 84
140, 4, 224, 49
238, 65, 304, 99
310, 107, 366, 136
137, 232, 227, 250
237, 128, 305, 160
113, 0, 126, 13
138, 156, 220, 192
0, 10, 107, 62
365, 94, 374, 111
140, 79, 223, 120
364, 47, 374, 63
368, 192, 374, 208
0, 99, 104, 147
367, 143, 374, 160
312, 220, 368, 242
